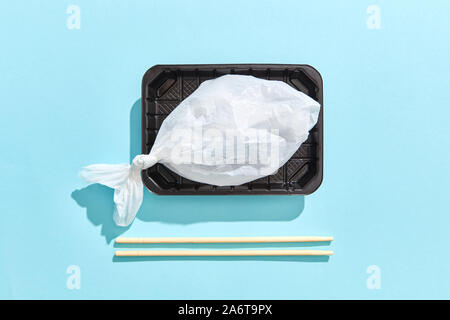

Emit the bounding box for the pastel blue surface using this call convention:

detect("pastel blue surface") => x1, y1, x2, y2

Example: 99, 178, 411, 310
1, 0, 449, 299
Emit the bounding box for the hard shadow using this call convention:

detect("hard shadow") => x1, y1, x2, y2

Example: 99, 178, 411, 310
112, 255, 329, 263
130, 98, 141, 162
71, 184, 129, 244
136, 193, 304, 224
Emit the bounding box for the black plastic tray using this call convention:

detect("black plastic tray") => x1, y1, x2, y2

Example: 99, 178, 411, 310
141, 64, 323, 195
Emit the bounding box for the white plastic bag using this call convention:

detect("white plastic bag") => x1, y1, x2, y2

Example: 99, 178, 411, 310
80, 75, 320, 226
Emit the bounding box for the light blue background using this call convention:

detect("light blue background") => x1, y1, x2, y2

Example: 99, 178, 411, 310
1, 0, 449, 299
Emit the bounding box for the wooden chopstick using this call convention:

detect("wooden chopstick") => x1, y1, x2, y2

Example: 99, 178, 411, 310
115, 249, 333, 257
115, 236, 333, 244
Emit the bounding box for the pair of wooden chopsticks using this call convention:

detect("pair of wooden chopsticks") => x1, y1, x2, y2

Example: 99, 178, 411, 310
115, 236, 334, 257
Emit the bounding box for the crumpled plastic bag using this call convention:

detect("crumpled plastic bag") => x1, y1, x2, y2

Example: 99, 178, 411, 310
80, 75, 320, 226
